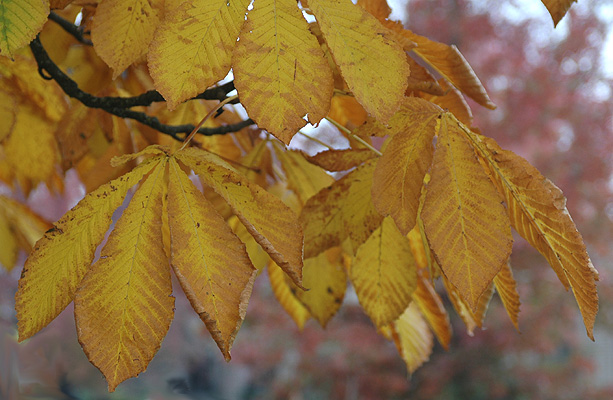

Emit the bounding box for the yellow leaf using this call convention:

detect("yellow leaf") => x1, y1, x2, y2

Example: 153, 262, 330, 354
306, 148, 378, 172
541, 0, 576, 26
50, 0, 73, 9
272, 143, 334, 204
419, 79, 473, 127
91, 0, 161, 78
412, 273, 452, 350
167, 158, 256, 359
421, 113, 513, 310
441, 271, 494, 335
268, 261, 311, 330
494, 261, 521, 331
301, 159, 383, 258
465, 131, 598, 339
308, 0, 410, 123
0, 211, 18, 270
148, 0, 250, 109
351, 217, 417, 327
176, 147, 303, 286
0, 0, 49, 59
357, 0, 391, 20
233, 0, 333, 143
390, 302, 433, 374
0, 92, 15, 141
16, 159, 157, 341
4, 105, 59, 191
327, 95, 368, 129
295, 247, 346, 327
406, 30, 496, 110
75, 160, 173, 392
372, 98, 442, 234
405, 56, 445, 96
228, 215, 270, 272
0, 195, 50, 251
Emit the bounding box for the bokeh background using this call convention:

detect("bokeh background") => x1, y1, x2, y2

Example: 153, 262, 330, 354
1, 0, 612, 398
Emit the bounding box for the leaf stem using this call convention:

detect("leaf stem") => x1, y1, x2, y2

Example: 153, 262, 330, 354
180, 95, 239, 150
325, 117, 382, 156
298, 130, 333, 150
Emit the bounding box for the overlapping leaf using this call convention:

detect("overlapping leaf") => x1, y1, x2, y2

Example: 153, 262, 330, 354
385, 302, 433, 374
308, 0, 410, 123
268, 261, 311, 329
0, 0, 49, 58
305, 148, 377, 172
465, 130, 598, 339
351, 217, 417, 327
233, 0, 333, 143
421, 113, 513, 310
494, 261, 521, 330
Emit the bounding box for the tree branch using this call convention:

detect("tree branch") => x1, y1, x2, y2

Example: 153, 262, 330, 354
29, 36, 254, 140
48, 12, 93, 45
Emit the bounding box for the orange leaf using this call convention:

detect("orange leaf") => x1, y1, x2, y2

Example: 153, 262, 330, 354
494, 261, 521, 331
541, 0, 577, 26
268, 261, 311, 330
412, 273, 452, 350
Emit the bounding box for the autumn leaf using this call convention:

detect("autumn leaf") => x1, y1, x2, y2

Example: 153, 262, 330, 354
0, 0, 49, 59
148, 0, 250, 108
494, 261, 521, 331
541, 0, 577, 26
268, 261, 311, 330
308, 0, 410, 123
412, 273, 452, 350
167, 158, 256, 359
421, 113, 513, 310
305, 148, 377, 172
91, 0, 161, 78
233, 0, 333, 143
301, 159, 383, 258
351, 217, 417, 327
465, 130, 598, 339
441, 271, 494, 335
75, 160, 173, 392
294, 247, 346, 327
372, 98, 442, 234
16, 159, 157, 341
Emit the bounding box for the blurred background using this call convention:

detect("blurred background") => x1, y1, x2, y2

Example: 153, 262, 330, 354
1, 0, 612, 398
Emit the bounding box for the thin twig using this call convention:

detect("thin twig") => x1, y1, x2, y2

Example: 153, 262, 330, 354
326, 117, 382, 156
180, 95, 239, 150
298, 130, 333, 150
48, 12, 92, 45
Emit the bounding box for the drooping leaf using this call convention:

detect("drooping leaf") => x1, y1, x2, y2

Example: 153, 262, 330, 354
91, 0, 161, 78
421, 113, 513, 310
441, 271, 494, 335
301, 159, 383, 258
419, 79, 473, 127
405, 56, 445, 96
308, 0, 410, 123
305, 148, 377, 172
272, 143, 334, 204
167, 158, 256, 359
541, 0, 576, 26
494, 261, 521, 331
176, 147, 303, 286
406, 30, 496, 110
465, 130, 598, 339
388, 302, 433, 374
0, 0, 49, 59
351, 217, 417, 327
268, 261, 311, 330
233, 0, 333, 143
0, 93, 15, 141
372, 98, 441, 234
357, 0, 391, 20
74, 160, 173, 392
412, 273, 452, 350
0, 209, 18, 269
148, 0, 250, 108
15, 159, 156, 341
294, 247, 346, 327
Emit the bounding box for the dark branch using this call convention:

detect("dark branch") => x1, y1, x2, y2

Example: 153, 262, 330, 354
29, 36, 253, 140
48, 12, 92, 45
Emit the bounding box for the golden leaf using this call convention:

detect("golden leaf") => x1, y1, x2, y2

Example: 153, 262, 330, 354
167, 158, 256, 359
0, 208, 18, 270
268, 260, 311, 330
419, 79, 473, 127
294, 247, 346, 327
406, 30, 496, 110
176, 147, 303, 286
148, 0, 250, 108
389, 302, 433, 374
91, 0, 161, 78
357, 0, 391, 20
272, 143, 334, 204
541, 0, 576, 26
441, 271, 494, 335
494, 261, 521, 331
301, 159, 383, 258
351, 217, 417, 327
306, 148, 378, 172
0, 0, 49, 58
327, 95, 368, 129
308, 0, 410, 123
74, 160, 173, 392
465, 131, 598, 339
15, 159, 156, 341
421, 113, 513, 310
50, 0, 73, 9
372, 98, 442, 234
412, 273, 452, 350
0, 92, 15, 141
405, 56, 445, 96
233, 0, 333, 143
